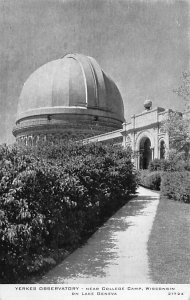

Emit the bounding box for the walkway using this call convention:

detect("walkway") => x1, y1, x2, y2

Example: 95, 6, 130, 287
38, 187, 159, 284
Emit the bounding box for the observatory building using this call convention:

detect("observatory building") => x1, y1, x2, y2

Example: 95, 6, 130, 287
13, 53, 173, 169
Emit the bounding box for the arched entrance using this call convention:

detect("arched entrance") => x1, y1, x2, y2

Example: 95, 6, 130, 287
139, 137, 152, 169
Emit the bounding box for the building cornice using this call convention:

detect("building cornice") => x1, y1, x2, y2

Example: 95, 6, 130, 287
121, 121, 162, 135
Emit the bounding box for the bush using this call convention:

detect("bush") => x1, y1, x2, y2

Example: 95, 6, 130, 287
148, 159, 170, 171
148, 156, 190, 172
139, 170, 162, 190
161, 171, 190, 203
176, 159, 190, 171
0, 142, 138, 282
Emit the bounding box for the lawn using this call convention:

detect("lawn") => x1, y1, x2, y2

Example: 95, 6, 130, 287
147, 196, 190, 284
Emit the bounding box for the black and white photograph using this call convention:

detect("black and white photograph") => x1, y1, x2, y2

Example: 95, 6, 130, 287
0, 0, 190, 299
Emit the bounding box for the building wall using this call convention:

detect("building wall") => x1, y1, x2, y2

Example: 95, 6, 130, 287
16, 105, 187, 170
83, 106, 169, 169
121, 107, 169, 168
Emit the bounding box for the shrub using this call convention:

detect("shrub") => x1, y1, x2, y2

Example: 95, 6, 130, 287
0, 142, 138, 282
161, 171, 190, 203
165, 149, 190, 171
176, 159, 190, 171
148, 156, 190, 172
148, 159, 170, 172
139, 170, 162, 191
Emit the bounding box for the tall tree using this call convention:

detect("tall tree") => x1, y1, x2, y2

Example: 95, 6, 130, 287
162, 111, 190, 159
174, 71, 190, 110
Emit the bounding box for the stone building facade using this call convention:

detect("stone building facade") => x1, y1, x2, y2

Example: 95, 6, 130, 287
83, 101, 170, 169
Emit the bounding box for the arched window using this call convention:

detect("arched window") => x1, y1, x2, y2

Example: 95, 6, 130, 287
139, 137, 152, 169
28, 136, 33, 147
160, 140, 165, 159
33, 136, 38, 146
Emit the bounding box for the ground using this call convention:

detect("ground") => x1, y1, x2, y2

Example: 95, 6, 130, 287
33, 187, 190, 284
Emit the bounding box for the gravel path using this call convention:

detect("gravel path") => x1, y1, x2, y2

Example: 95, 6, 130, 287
38, 187, 159, 284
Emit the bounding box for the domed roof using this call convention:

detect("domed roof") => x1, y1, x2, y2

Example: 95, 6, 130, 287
17, 53, 124, 123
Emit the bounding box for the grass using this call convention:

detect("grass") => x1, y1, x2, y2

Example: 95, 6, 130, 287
147, 195, 190, 284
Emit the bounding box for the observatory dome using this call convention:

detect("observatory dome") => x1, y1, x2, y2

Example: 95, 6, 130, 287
13, 53, 125, 141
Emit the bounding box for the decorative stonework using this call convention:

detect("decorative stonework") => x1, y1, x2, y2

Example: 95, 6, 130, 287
144, 99, 152, 110
83, 104, 170, 169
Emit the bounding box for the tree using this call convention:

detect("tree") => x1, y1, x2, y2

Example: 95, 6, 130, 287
174, 71, 190, 110
162, 111, 190, 159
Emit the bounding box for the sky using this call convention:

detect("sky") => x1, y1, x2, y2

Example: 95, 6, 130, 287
0, 0, 189, 144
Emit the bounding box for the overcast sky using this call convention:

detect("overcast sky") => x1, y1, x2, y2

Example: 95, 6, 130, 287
0, 0, 189, 144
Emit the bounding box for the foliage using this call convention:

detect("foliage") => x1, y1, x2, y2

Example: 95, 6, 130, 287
148, 159, 170, 172
148, 156, 190, 172
139, 170, 162, 191
162, 111, 190, 158
0, 141, 138, 283
166, 149, 190, 171
174, 71, 190, 109
161, 172, 190, 203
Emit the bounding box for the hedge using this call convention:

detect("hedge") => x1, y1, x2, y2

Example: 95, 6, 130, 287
0, 142, 138, 283
161, 171, 190, 203
139, 170, 162, 191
